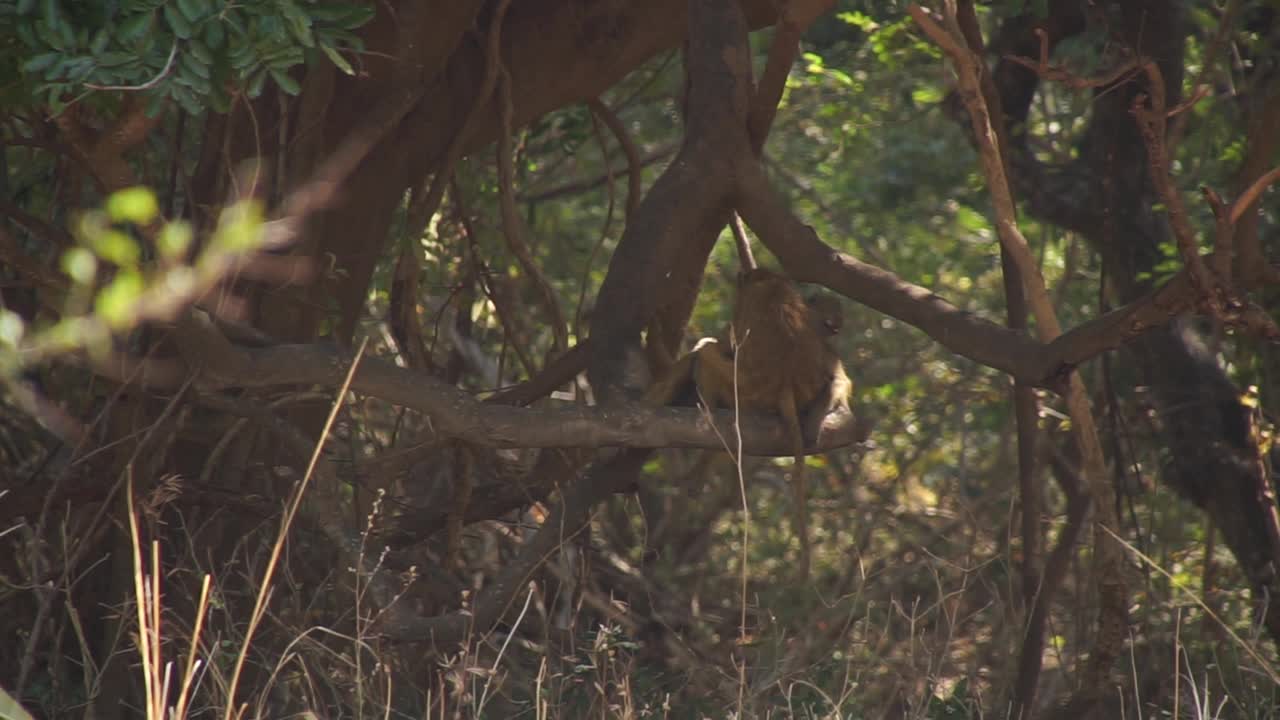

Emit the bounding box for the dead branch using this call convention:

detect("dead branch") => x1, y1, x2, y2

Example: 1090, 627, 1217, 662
1166, 0, 1239, 156
586, 98, 643, 220
1003, 27, 1143, 92
1230, 165, 1280, 226
1131, 62, 1222, 314
909, 1, 1128, 708
574, 105, 620, 340
518, 144, 676, 205
165, 309, 861, 455
452, 178, 538, 378
747, 0, 834, 151
387, 240, 432, 371
949, 13, 1047, 708
401, 0, 514, 261
1231, 74, 1280, 286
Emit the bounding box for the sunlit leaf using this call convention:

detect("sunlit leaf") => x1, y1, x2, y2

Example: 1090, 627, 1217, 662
157, 221, 194, 259
106, 186, 159, 224
90, 229, 141, 266
94, 270, 145, 328
0, 309, 26, 348
61, 247, 97, 284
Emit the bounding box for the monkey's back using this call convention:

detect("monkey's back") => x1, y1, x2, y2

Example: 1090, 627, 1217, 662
731, 269, 832, 414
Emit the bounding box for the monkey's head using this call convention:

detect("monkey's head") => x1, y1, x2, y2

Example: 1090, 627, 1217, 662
805, 293, 843, 336
737, 267, 784, 286
735, 268, 800, 304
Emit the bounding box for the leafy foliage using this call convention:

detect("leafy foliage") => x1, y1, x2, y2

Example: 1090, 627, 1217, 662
3, 0, 1280, 718
1, 0, 373, 115
0, 186, 266, 377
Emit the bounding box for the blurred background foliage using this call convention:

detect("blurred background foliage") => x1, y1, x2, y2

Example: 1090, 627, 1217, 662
2, 0, 1279, 718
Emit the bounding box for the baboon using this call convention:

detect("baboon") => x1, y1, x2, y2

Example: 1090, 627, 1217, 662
646, 268, 852, 580
805, 292, 843, 337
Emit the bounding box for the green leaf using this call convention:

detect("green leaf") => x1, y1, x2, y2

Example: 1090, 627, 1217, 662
307, 3, 355, 22
228, 41, 255, 70
23, 53, 62, 74
56, 13, 76, 49
335, 4, 374, 30
245, 66, 267, 96
269, 67, 300, 95
174, 69, 212, 95
203, 18, 225, 48
179, 49, 210, 79
95, 270, 144, 328
277, 0, 314, 47
144, 89, 168, 117
164, 3, 192, 38
157, 221, 193, 258
16, 21, 38, 46
222, 12, 247, 38
118, 11, 154, 42
0, 308, 25, 349
262, 45, 303, 69
90, 229, 141, 266
90, 28, 110, 55
175, 0, 206, 23
212, 199, 264, 251
320, 43, 353, 75
35, 17, 62, 49
188, 37, 214, 65
106, 186, 160, 224
41, 0, 62, 31
256, 14, 281, 37
64, 57, 95, 82
61, 247, 97, 284
208, 82, 231, 112
170, 83, 203, 114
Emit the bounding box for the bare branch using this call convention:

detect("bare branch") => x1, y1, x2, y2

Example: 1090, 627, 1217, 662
748, 0, 834, 152
496, 63, 570, 354
909, 2, 1128, 705
586, 98, 643, 220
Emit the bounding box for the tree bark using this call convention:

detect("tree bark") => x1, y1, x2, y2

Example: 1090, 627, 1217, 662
992, 0, 1280, 643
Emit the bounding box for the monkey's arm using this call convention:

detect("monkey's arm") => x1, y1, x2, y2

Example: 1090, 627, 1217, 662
801, 362, 853, 448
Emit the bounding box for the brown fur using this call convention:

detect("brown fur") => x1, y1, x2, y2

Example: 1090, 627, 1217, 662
646, 269, 853, 580
805, 292, 843, 337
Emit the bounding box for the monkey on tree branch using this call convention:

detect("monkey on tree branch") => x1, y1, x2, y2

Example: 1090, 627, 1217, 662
645, 224, 854, 579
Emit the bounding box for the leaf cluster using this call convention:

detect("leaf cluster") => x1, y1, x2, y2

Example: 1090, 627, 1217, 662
3, 0, 373, 115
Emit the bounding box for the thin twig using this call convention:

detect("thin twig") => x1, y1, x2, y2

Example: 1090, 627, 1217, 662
586, 98, 643, 220
221, 339, 368, 720
910, 2, 1129, 704
84, 42, 178, 91
574, 105, 619, 340
1131, 62, 1222, 315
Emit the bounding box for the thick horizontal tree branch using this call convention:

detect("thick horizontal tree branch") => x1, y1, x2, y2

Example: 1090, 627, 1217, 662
167, 310, 860, 456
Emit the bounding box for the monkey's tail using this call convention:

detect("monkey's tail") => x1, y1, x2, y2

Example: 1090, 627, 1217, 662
783, 391, 811, 583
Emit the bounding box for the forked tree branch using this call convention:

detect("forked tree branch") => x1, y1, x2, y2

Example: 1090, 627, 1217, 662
909, 3, 1126, 710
